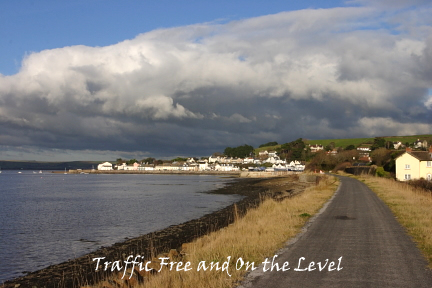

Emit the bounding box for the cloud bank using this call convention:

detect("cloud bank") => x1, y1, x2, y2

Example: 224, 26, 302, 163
1, 3, 432, 160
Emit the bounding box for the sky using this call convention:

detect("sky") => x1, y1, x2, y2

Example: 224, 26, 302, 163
0, 0, 432, 161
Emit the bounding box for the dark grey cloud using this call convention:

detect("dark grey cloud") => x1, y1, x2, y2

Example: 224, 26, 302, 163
0, 5, 431, 160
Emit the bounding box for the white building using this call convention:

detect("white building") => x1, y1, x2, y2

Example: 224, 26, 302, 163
243, 157, 255, 164
97, 162, 113, 170
309, 144, 324, 153
198, 160, 209, 171
268, 151, 278, 157
215, 163, 240, 171
116, 163, 127, 170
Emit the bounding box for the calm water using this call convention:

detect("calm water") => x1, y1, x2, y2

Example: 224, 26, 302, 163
0, 171, 241, 282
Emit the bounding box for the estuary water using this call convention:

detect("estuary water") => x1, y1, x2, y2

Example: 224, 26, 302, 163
0, 171, 241, 283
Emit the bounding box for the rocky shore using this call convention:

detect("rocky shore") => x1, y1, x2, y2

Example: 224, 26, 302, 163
2, 175, 311, 288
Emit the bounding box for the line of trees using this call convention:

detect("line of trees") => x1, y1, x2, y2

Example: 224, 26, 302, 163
223, 144, 254, 158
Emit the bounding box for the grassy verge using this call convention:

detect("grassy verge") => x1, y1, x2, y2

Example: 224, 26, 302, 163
353, 174, 432, 268
90, 175, 339, 288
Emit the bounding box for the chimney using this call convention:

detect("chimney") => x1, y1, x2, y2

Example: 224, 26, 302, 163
406, 147, 412, 152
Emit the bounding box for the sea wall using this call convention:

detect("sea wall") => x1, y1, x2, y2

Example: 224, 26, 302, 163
240, 171, 297, 178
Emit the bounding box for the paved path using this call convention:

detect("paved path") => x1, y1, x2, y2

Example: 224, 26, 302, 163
239, 176, 432, 287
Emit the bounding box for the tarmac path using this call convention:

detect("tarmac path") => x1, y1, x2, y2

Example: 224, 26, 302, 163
239, 175, 432, 288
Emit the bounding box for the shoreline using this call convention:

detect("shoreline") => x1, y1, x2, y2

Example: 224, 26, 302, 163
61, 170, 242, 175
2, 175, 310, 288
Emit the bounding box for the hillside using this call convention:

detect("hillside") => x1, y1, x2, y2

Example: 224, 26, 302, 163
255, 134, 432, 152
306, 134, 432, 148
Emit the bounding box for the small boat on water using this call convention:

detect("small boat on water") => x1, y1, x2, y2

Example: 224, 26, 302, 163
39, 170, 43, 173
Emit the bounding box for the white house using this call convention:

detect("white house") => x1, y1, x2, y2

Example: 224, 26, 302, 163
208, 155, 219, 163
357, 145, 372, 152
393, 141, 404, 150
116, 163, 127, 170
414, 139, 428, 149
124, 162, 140, 170
309, 144, 324, 153
268, 151, 278, 157
215, 164, 240, 171
97, 162, 113, 170
139, 164, 155, 171
198, 160, 209, 171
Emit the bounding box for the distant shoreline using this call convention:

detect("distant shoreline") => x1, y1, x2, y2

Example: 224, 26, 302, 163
60, 169, 297, 178
63, 169, 242, 176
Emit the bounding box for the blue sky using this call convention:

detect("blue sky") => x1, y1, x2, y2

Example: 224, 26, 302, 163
0, 0, 431, 161
1, 0, 347, 76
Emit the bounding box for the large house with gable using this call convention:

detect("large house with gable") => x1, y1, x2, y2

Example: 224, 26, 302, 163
395, 147, 432, 181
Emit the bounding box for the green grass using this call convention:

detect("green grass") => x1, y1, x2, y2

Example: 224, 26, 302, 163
254, 134, 432, 152
305, 138, 374, 148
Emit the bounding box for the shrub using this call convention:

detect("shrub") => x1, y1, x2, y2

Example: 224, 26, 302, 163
376, 167, 390, 178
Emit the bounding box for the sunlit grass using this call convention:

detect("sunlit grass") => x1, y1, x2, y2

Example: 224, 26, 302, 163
88, 175, 339, 288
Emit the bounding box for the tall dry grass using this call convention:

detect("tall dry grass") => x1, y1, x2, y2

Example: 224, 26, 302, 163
357, 175, 432, 268
90, 175, 338, 288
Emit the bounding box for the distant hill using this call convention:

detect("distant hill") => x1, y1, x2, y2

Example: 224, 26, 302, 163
0, 161, 108, 170
306, 134, 432, 148
255, 134, 432, 152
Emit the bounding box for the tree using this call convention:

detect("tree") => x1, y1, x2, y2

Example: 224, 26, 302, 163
307, 150, 337, 171
127, 159, 138, 165
171, 157, 188, 162
385, 141, 393, 150
279, 138, 307, 161
224, 144, 254, 158
371, 137, 386, 150
345, 144, 356, 150
142, 157, 156, 164
370, 148, 391, 166
329, 142, 336, 150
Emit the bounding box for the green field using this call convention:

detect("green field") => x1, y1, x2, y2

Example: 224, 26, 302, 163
307, 135, 432, 148
305, 137, 373, 148
255, 134, 432, 152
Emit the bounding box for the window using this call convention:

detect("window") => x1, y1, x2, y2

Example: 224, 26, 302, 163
427, 161, 432, 167
428, 174, 432, 181
404, 174, 411, 180
405, 164, 410, 169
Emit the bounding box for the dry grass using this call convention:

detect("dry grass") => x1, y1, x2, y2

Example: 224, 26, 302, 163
355, 175, 432, 268
90, 175, 339, 288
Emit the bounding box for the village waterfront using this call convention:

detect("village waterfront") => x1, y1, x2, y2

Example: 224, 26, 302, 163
0, 171, 243, 283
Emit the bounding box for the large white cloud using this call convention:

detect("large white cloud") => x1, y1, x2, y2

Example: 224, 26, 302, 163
1, 3, 431, 160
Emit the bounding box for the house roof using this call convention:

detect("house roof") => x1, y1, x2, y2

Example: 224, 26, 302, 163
398, 151, 432, 161
409, 151, 432, 161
